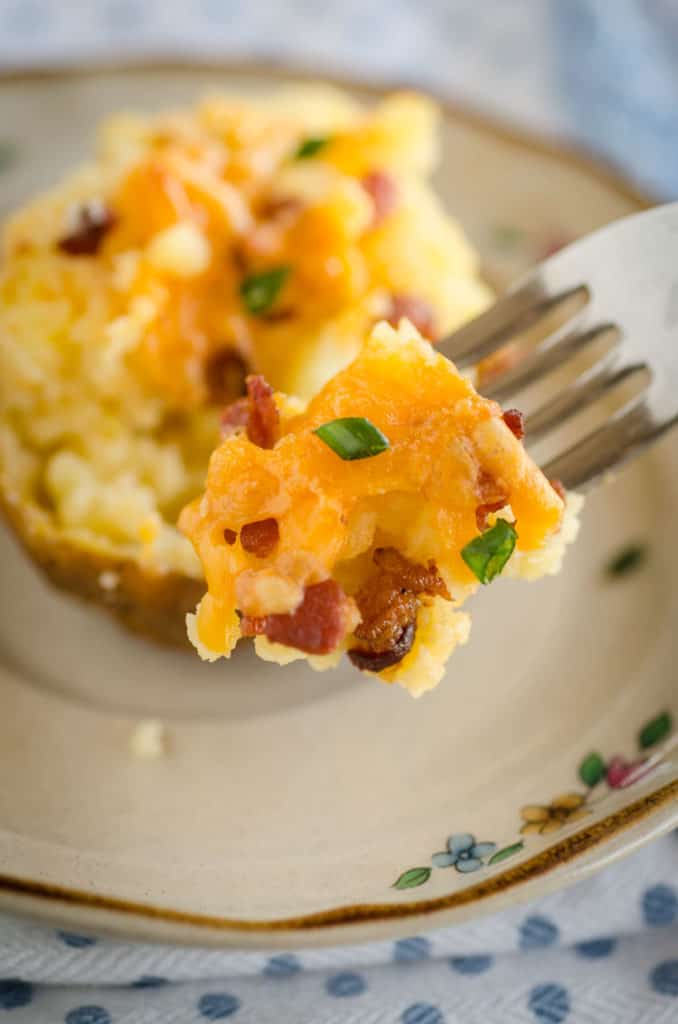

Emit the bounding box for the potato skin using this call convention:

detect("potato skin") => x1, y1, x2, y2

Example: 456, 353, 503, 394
0, 484, 203, 647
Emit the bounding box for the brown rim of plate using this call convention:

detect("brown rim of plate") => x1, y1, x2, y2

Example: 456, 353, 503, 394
0, 780, 675, 933
0, 59, 671, 937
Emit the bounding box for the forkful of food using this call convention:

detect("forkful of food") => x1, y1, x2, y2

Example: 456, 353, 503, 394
181, 203, 678, 693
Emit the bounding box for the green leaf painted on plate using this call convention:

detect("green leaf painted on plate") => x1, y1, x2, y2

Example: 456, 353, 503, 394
393, 866, 431, 890
578, 751, 606, 788
604, 543, 648, 579
488, 841, 524, 865
638, 711, 672, 750
0, 141, 17, 173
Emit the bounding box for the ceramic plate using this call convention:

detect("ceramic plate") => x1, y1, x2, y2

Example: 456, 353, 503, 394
0, 64, 675, 949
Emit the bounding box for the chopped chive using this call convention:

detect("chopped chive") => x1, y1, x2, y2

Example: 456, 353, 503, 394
462, 519, 517, 584
313, 417, 390, 461
604, 543, 647, 579
240, 265, 291, 316
294, 136, 331, 159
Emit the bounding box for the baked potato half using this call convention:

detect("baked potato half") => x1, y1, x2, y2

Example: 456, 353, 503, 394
0, 86, 491, 644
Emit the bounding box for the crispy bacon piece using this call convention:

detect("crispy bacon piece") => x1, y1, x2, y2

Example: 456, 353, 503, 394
259, 196, 304, 221
475, 469, 509, 532
231, 243, 248, 274
219, 374, 279, 448
348, 623, 415, 673
57, 201, 116, 256
240, 579, 351, 655
245, 374, 279, 448
348, 548, 449, 671
550, 477, 567, 503
240, 518, 280, 557
259, 307, 296, 324
220, 398, 249, 437
475, 500, 508, 532
502, 408, 525, 440
205, 349, 248, 405
387, 294, 438, 341
361, 170, 398, 226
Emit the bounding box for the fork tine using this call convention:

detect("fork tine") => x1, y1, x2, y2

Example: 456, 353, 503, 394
482, 322, 617, 403
541, 398, 671, 491
437, 281, 587, 369
525, 357, 643, 442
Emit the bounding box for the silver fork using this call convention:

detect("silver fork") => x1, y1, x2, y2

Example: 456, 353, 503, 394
437, 202, 678, 490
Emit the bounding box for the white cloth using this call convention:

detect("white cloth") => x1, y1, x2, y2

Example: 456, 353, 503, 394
0, 834, 675, 1021
0, 1, 676, 1021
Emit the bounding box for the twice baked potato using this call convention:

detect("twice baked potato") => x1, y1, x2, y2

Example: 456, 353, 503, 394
0, 86, 492, 644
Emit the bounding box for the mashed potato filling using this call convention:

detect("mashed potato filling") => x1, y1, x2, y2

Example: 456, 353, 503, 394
181, 321, 575, 695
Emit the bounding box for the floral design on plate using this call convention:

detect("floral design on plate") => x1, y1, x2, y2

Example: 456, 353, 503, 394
520, 793, 589, 836
392, 708, 672, 890
431, 833, 496, 873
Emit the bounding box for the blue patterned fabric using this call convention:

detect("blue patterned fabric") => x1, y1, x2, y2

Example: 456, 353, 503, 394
0, 2, 676, 1020
0, 837, 673, 1021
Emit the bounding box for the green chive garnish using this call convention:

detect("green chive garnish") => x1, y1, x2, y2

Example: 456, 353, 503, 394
604, 543, 647, 579
462, 519, 517, 584
240, 266, 291, 316
294, 136, 331, 159
313, 417, 390, 461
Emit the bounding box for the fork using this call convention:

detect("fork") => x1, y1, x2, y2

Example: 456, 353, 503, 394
437, 202, 678, 491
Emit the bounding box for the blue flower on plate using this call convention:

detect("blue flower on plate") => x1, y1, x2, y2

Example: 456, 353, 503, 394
432, 833, 497, 873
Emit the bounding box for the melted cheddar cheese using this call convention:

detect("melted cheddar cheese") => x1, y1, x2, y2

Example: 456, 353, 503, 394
181, 321, 572, 695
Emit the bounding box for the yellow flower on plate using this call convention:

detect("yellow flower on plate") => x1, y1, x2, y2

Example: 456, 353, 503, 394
520, 793, 589, 836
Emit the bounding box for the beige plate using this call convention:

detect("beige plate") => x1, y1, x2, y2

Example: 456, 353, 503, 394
0, 63, 675, 949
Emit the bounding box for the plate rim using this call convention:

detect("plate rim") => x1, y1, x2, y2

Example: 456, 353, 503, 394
0, 781, 675, 939
0, 58, 674, 945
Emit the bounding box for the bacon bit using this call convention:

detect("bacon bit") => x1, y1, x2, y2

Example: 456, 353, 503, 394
240, 615, 265, 635
387, 294, 438, 341
348, 548, 449, 672
502, 408, 525, 440
259, 196, 304, 221
205, 348, 248, 405
220, 397, 249, 437
475, 500, 508, 532
223, 528, 237, 545
57, 201, 116, 256
231, 243, 248, 274
550, 477, 567, 503
475, 469, 509, 532
240, 518, 280, 557
348, 622, 415, 673
241, 579, 351, 655
361, 170, 398, 226
219, 375, 280, 447
245, 374, 279, 448
259, 307, 296, 324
